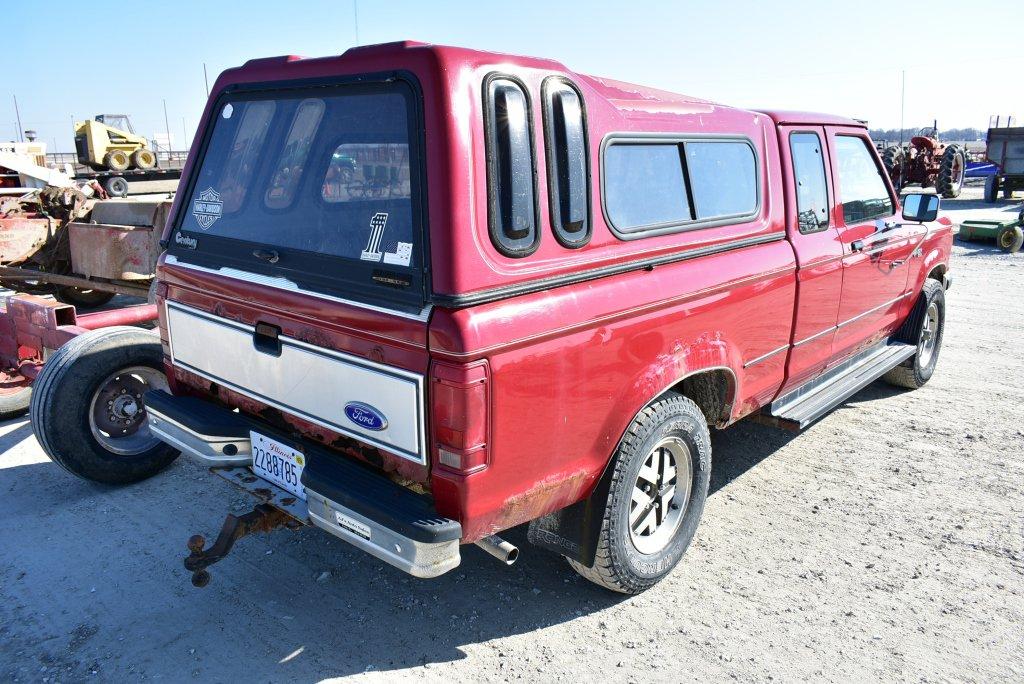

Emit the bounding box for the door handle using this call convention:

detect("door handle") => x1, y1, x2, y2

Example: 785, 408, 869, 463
851, 240, 864, 252
889, 259, 905, 268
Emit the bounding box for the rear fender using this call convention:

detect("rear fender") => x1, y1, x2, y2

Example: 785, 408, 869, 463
528, 362, 738, 567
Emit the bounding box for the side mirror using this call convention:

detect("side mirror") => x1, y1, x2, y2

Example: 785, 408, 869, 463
901, 193, 939, 223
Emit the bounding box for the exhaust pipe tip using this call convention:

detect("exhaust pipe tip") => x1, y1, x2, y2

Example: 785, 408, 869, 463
475, 534, 519, 566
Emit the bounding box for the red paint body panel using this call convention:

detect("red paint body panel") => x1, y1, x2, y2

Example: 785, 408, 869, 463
157, 42, 952, 543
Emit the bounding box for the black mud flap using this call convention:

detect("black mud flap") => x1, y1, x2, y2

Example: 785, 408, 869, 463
526, 463, 614, 568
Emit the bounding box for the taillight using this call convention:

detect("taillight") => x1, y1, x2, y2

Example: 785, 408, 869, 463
431, 360, 488, 474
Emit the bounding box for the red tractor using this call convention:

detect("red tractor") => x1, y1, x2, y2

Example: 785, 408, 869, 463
882, 123, 966, 198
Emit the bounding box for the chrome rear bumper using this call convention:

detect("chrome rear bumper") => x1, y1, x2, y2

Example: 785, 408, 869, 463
143, 390, 462, 578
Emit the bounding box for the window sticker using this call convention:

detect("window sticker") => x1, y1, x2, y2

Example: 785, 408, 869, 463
383, 242, 413, 267
192, 187, 223, 229
360, 212, 389, 262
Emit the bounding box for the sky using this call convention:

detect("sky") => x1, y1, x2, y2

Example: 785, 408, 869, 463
6, 0, 1021, 153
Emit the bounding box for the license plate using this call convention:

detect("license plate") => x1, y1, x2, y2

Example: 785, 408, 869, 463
250, 432, 306, 500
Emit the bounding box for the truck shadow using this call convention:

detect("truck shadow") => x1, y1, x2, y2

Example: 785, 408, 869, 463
0, 397, 857, 680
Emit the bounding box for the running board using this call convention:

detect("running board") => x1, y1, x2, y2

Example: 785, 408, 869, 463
763, 340, 916, 430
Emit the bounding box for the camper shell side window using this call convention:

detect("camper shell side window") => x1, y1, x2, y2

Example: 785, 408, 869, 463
600, 135, 761, 240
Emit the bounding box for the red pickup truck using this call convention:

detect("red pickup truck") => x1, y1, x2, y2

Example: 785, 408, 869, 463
32, 42, 952, 594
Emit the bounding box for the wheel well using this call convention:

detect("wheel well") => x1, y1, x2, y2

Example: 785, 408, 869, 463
665, 369, 735, 427
927, 265, 946, 282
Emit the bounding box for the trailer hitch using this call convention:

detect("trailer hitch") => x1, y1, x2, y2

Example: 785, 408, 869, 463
184, 503, 297, 588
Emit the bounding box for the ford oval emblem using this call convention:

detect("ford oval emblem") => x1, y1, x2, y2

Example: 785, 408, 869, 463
344, 402, 388, 431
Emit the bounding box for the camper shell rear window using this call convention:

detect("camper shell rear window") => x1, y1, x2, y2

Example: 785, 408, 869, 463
168, 75, 427, 313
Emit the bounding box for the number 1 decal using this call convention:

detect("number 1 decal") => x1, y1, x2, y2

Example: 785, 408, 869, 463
360, 212, 412, 266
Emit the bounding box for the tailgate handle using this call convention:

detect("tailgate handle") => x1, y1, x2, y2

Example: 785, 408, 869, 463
253, 322, 282, 357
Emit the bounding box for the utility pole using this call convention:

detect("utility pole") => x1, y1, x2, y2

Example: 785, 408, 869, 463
899, 70, 905, 149
353, 0, 360, 46
182, 117, 188, 152
163, 99, 172, 154
13, 95, 24, 142
203, 63, 210, 98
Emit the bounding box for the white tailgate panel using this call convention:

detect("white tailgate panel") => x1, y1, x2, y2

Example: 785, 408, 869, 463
166, 301, 425, 464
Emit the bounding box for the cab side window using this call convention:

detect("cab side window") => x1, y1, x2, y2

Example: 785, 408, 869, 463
790, 132, 830, 234
834, 135, 893, 223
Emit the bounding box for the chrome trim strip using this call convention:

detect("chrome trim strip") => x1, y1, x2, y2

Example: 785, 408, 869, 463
793, 291, 913, 348
165, 301, 428, 465
792, 325, 838, 349
836, 291, 912, 329
743, 344, 790, 368
162, 255, 432, 322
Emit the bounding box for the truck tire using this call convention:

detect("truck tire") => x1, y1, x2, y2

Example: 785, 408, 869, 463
936, 145, 965, 198
130, 149, 156, 170
30, 327, 179, 484
55, 287, 116, 309
103, 150, 130, 172
104, 175, 129, 198
0, 386, 31, 420
883, 279, 945, 390
567, 392, 711, 594
997, 225, 1024, 253
881, 146, 904, 190
984, 175, 999, 203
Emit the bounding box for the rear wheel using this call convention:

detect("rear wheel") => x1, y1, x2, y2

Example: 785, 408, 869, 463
55, 286, 116, 309
567, 392, 711, 594
103, 150, 130, 172
30, 327, 179, 484
984, 175, 999, 203
0, 385, 31, 420
997, 225, 1024, 253
936, 145, 965, 198
130, 149, 156, 170
882, 146, 905, 190
883, 279, 945, 389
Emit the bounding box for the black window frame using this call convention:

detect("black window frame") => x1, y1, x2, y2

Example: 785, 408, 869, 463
482, 72, 541, 258
541, 75, 591, 249
165, 71, 431, 315
599, 133, 761, 240
833, 133, 896, 225
788, 130, 832, 235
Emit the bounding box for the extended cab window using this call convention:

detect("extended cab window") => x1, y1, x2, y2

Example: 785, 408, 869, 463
171, 79, 425, 312
790, 132, 830, 233
834, 135, 893, 223
603, 138, 758, 237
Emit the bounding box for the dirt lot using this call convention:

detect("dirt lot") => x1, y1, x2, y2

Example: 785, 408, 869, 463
1, 185, 1022, 683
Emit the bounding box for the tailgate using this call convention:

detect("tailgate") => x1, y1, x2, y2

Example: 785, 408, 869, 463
164, 297, 427, 465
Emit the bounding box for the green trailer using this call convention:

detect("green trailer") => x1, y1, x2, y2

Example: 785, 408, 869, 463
958, 209, 1024, 253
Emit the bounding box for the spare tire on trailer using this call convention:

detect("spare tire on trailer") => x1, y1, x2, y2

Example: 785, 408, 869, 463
103, 149, 130, 172
936, 145, 965, 198
30, 327, 179, 484
104, 175, 129, 198
130, 148, 156, 170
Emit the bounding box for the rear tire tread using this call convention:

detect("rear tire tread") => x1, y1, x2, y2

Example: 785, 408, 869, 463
567, 393, 710, 594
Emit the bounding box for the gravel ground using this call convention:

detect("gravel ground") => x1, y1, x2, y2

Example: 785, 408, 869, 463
1, 185, 1022, 683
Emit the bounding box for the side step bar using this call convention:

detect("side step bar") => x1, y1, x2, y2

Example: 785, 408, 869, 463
764, 340, 916, 430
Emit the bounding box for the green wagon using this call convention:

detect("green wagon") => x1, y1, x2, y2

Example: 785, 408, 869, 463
958, 210, 1024, 253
